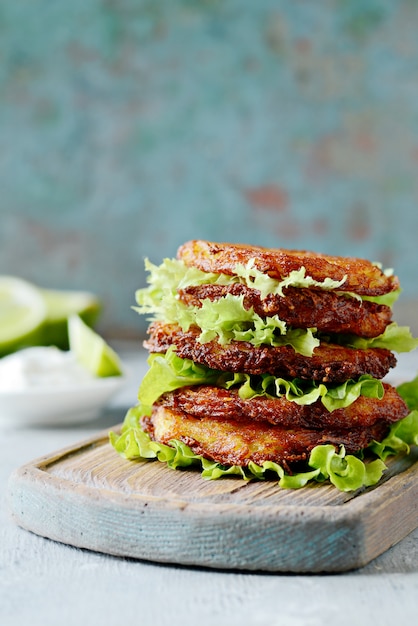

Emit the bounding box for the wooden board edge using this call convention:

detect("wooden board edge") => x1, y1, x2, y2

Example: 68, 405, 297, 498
351, 456, 418, 566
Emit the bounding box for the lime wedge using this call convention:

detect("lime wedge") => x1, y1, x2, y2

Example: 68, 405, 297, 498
41, 288, 101, 349
68, 314, 123, 377
0, 276, 47, 356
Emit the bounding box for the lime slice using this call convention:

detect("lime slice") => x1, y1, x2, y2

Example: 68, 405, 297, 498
68, 314, 123, 377
0, 276, 47, 356
41, 288, 101, 349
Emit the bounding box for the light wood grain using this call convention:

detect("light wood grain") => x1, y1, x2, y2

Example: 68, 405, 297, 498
7, 428, 418, 573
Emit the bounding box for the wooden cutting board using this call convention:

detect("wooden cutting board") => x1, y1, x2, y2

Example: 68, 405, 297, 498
7, 428, 418, 573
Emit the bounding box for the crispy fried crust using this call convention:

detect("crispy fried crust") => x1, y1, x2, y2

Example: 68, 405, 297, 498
158, 383, 408, 430
142, 405, 390, 467
145, 322, 397, 383
178, 283, 392, 338
177, 240, 399, 297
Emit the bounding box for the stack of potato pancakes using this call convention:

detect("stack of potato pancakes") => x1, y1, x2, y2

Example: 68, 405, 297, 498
133, 240, 410, 474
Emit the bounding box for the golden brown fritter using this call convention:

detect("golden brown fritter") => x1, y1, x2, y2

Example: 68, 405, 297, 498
178, 283, 392, 338
158, 383, 408, 430
177, 240, 400, 297
142, 405, 390, 468
144, 322, 397, 383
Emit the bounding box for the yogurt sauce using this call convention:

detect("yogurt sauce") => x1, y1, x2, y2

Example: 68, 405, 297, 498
0, 346, 96, 392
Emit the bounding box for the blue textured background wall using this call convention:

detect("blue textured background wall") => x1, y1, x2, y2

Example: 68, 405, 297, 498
1, 0, 417, 336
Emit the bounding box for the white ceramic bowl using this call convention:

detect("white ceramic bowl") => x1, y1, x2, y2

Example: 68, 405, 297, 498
0, 375, 126, 426
0, 346, 128, 426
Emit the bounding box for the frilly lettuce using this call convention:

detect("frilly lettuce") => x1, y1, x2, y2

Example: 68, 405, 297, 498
137, 347, 384, 413
233, 260, 347, 298
135, 257, 397, 305
136, 257, 349, 305
137, 274, 319, 356
134, 259, 413, 355
192, 294, 319, 354
232, 372, 384, 412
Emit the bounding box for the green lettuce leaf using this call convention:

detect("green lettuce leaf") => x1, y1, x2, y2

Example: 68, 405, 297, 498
369, 410, 418, 461
137, 347, 221, 411
345, 322, 418, 353
362, 288, 402, 307
397, 374, 418, 411
320, 375, 384, 411
138, 349, 384, 411
306, 444, 386, 491
109, 407, 158, 460
109, 405, 417, 492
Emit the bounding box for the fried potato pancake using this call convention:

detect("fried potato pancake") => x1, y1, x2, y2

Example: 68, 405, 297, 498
158, 383, 408, 430
177, 240, 399, 297
145, 322, 397, 383
178, 283, 392, 338
142, 405, 390, 467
